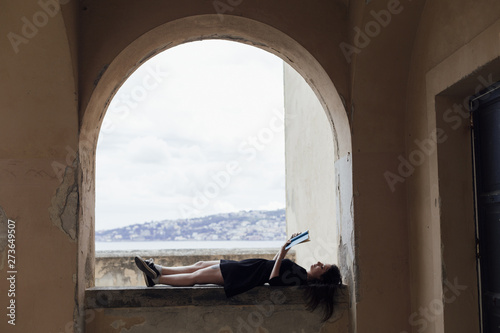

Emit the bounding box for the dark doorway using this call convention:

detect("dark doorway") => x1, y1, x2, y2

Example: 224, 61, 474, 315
471, 81, 500, 333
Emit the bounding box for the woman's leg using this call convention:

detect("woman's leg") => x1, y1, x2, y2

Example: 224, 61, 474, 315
157, 264, 224, 286
159, 260, 220, 275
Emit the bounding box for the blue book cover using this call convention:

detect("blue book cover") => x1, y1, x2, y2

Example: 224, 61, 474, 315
285, 230, 310, 250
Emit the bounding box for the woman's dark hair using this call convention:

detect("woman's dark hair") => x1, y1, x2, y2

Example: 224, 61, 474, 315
304, 264, 342, 322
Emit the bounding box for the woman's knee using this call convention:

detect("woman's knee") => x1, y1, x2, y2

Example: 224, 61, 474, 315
193, 260, 219, 268
193, 261, 206, 267
192, 267, 223, 285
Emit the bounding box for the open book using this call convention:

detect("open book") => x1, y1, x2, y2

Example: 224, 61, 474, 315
285, 230, 310, 250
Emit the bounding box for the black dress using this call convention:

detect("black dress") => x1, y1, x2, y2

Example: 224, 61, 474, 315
220, 258, 308, 297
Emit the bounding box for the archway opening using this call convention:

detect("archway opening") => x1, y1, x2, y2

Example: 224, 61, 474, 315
79, 15, 353, 295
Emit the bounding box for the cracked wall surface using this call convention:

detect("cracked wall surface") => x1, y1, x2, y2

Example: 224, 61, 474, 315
50, 158, 79, 241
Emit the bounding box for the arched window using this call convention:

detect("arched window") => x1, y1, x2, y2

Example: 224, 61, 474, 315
93, 39, 341, 287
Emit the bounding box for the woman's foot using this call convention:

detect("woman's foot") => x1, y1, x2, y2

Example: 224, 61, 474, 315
135, 256, 160, 279
142, 271, 156, 287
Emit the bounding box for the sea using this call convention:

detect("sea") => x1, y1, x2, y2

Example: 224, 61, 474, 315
95, 240, 284, 252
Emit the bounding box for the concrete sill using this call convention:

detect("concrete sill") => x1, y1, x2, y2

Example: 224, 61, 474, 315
85, 285, 348, 309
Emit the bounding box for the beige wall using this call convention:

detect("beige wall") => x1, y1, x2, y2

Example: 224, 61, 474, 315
0, 1, 80, 332
284, 63, 339, 269
346, 0, 425, 331
405, 1, 500, 332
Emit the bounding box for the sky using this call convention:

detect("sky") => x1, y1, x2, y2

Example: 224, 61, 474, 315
96, 40, 286, 231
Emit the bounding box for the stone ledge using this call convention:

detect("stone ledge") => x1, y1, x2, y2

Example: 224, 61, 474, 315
95, 248, 288, 258
85, 285, 348, 309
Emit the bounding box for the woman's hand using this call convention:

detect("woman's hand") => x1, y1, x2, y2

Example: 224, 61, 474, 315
285, 232, 301, 248
282, 232, 299, 251
275, 232, 301, 260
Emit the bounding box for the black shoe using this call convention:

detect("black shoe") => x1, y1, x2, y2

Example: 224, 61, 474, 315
135, 256, 160, 279
142, 271, 156, 287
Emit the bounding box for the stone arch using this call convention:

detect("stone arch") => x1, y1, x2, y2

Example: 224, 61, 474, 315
78, 14, 353, 294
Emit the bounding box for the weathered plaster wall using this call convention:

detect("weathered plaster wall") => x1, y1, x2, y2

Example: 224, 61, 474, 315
86, 304, 348, 333
0, 1, 80, 332
345, 0, 426, 331
284, 63, 339, 269
84, 286, 350, 333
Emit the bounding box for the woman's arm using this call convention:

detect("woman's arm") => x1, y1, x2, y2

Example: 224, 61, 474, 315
269, 233, 299, 280
272, 249, 280, 261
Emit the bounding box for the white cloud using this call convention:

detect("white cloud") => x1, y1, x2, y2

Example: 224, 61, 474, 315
258, 201, 286, 211
126, 136, 171, 164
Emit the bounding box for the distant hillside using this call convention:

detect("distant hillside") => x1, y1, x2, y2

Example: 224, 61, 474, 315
96, 208, 286, 242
